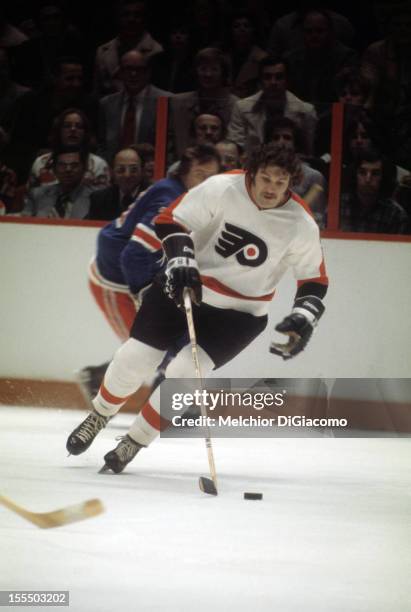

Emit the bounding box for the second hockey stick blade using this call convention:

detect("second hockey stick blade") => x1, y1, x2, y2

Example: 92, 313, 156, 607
0, 494, 104, 529
199, 476, 218, 496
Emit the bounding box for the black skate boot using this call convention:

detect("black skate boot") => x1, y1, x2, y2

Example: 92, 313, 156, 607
77, 362, 109, 400
66, 410, 110, 455
100, 435, 144, 474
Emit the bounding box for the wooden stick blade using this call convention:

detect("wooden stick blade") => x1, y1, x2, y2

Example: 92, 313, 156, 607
199, 477, 218, 496
0, 495, 104, 529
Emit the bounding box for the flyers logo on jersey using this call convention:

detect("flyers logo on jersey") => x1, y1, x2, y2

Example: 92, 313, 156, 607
215, 223, 268, 267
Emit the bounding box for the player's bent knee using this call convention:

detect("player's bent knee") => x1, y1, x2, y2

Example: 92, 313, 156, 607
113, 338, 165, 378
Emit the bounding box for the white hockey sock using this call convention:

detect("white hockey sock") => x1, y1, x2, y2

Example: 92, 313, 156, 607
93, 338, 165, 418
127, 344, 215, 446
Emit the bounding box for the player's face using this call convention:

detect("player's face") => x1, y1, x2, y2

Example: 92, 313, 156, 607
250, 165, 291, 209
113, 149, 142, 193
184, 159, 220, 189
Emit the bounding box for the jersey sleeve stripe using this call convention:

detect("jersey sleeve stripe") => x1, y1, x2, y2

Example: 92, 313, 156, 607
201, 274, 275, 301
132, 227, 162, 251
155, 193, 188, 228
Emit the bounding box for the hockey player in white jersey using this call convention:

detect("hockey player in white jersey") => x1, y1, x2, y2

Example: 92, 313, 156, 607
67, 144, 328, 473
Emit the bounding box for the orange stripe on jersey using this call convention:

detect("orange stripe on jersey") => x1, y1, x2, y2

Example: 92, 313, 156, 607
223, 169, 245, 175
155, 193, 188, 229
201, 275, 275, 301
297, 256, 329, 287
141, 402, 170, 431
100, 384, 132, 405
133, 227, 161, 250
291, 191, 314, 218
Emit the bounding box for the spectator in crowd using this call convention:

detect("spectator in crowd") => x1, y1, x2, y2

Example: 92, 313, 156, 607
12, 1, 87, 90
151, 18, 196, 93
362, 5, 411, 119
284, 9, 358, 108
186, 0, 224, 51
265, 116, 327, 225
0, 47, 30, 147
215, 139, 243, 171
0, 8, 28, 47
221, 10, 267, 98
191, 112, 226, 146
315, 68, 373, 157
4, 56, 98, 182
28, 108, 110, 191
167, 112, 225, 175
94, 0, 163, 96
340, 149, 409, 234
227, 56, 317, 157
267, 5, 355, 57
0, 147, 17, 214
87, 146, 145, 221
22, 146, 93, 219
135, 142, 155, 186
362, 6, 411, 170
169, 47, 238, 159
98, 50, 170, 164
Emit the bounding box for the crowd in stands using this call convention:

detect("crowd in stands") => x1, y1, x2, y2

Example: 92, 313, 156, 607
0, 0, 410, 233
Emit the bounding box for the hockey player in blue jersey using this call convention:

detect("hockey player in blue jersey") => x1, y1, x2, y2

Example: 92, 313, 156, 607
77, 144, 221, 399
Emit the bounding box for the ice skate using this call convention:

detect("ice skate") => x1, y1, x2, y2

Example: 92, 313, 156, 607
100, 435, 143, 474
66, 410, 110, 455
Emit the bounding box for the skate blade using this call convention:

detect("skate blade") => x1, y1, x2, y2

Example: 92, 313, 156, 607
199, 476, 218, 496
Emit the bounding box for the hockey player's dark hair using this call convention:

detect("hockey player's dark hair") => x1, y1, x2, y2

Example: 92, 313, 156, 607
51, 145, 88, 168
245, 144, 301, 183
175, 144, 222, 180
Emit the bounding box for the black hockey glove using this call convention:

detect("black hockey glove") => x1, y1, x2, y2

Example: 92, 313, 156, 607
270, 296, 325, 360
163, 233, 202, 308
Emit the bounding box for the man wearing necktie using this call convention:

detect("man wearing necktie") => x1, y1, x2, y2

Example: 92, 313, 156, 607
99, 50, 171, 162
22, 147, 94, 219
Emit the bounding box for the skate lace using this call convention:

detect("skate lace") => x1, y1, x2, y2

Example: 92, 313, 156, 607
76, 412, 107, 443
114, 436, 139, 461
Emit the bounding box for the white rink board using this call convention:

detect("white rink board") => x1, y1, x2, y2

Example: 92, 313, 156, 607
1, 406, 410, 612
1, 221, 411, 378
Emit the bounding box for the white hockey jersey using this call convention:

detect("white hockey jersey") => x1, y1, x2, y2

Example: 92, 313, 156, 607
157, 171, 328, 316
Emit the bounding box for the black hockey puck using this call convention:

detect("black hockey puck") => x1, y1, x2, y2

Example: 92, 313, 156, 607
243, 492, 263, 500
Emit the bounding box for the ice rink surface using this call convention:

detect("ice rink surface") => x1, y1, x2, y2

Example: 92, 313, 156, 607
1, 406, 411, 612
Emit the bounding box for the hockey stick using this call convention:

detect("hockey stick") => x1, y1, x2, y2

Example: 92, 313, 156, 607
183, 289, 218, 496
0, 494, 104, 529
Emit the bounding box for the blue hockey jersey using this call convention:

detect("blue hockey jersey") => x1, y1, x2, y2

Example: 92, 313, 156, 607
96, 177, 186, 294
